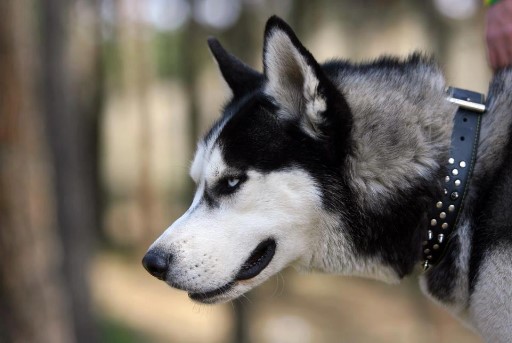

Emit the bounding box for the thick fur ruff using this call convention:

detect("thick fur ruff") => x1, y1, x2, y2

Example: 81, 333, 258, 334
145, 16, 512, 342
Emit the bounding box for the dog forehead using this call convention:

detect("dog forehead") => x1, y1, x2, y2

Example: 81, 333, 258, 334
190, 110, 233, 183
205, 146, 227, 179
190, 141, 229, 184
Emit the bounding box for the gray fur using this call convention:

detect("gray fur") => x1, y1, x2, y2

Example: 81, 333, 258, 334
469, 245, 512, 342
333, 60, 455, 209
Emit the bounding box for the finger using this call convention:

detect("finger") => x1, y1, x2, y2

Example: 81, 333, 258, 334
496, 40, 512, 69
505, 30, 512, 67
487, 42, 500, 69
488, 38, 510, 70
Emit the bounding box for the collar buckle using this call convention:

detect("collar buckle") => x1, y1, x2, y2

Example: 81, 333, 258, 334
447, 87, 486, 113
448, 97, 486, 113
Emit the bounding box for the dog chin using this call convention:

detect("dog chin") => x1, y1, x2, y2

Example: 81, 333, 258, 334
186, 281, 254, 304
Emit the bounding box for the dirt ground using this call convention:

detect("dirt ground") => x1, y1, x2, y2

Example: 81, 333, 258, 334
92, 253, 483, 343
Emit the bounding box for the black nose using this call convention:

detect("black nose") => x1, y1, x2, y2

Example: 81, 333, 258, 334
142, 251, 169, 280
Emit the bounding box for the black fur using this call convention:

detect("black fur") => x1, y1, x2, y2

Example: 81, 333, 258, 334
425, 237, 460, 303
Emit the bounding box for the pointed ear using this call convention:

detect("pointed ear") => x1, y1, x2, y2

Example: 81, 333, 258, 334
208, 37, 263, 97
263, 16, 350, 139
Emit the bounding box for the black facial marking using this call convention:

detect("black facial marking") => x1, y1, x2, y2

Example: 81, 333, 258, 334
202, 187, 219, 208
216, 92, 352, 174
219, 96, 298, 171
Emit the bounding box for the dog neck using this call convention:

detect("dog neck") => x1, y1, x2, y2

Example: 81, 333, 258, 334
310, 61, 486, 281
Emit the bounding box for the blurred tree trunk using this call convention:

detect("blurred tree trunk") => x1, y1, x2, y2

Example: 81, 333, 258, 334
290, 0, 322, 38
40, 0, 101, 342
133, 0, 156, 245
73, 0, 105, 241
182, 20, 200, 201
0, 1, 76, 342
414, 0, 450, 63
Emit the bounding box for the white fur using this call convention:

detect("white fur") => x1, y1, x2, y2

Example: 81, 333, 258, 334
190, 143, 205, 183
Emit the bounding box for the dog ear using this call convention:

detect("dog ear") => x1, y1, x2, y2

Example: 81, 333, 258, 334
208, 37, 264, 97
263, 16, 351, 139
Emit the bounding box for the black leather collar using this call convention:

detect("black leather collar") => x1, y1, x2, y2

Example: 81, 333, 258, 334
422, 87, 486, 271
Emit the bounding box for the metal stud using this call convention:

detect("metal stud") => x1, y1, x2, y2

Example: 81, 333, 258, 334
445, 176, 450, 183
430, 219, 437, 226
436, 201, 443, 209
439, 212, 446, 219
433, 244, 440, 250
428, 230, 433, 240
444, 188, 448, 195
459, 161, 466, 168
438, 234, 444, 243
448, 158, 455, 164
441, 222, 449, 230
427, 255, 433, 260
452, 169, 459, 176
424, 249, 431, 254
454, 179, 461, 187
451, 192, 459, 200
423, 260, 430, 270
448, 205, 455, 212
423, 241, 428, 246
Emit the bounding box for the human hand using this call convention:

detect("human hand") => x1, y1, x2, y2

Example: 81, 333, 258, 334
486, 0, 512, 70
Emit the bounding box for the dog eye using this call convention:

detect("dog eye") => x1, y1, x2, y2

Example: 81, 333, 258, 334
227, 178, 240, 188
215, 174, 247, 195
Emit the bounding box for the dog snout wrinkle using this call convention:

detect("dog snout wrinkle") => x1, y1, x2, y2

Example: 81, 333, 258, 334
142, 251, 171, 280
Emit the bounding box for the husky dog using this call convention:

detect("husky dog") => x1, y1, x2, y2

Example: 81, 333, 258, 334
143, 16, 512, 342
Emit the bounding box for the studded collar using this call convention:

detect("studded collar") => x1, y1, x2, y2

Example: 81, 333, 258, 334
422, 87, 486, 271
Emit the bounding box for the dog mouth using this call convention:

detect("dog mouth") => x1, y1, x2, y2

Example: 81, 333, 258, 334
188, 281, 235, 302
188, 238, 276, 302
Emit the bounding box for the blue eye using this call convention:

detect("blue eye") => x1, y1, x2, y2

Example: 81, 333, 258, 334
214, 174, 247, 195
227, 178, 240, 188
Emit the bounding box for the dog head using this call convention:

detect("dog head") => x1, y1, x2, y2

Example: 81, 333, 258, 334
142, 16, 355, 303
142, 16, 438, 303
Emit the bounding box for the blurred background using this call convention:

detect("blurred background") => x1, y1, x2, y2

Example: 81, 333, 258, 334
0, 0, 491, 342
